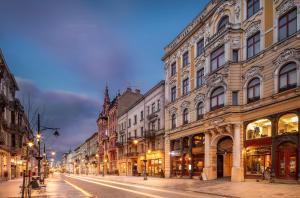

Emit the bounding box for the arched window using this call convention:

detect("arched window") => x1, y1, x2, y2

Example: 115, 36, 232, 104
279, 62, 297, 92
217, 15, 229, 32
197, 102, 204, 120
246, 119, 272, 140
183, 108, 189, 125
247, 78, 260, 103
278, 113, 298, 135
210, 87, 225, 110
171, 114, 176, 129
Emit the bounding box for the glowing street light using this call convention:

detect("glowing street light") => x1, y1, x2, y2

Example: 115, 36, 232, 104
133, 140, 138, 145
27, 141, 34, 148
51, 152, 56, 156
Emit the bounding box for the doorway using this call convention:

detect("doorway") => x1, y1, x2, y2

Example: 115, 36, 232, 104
277, 142, 297, 180
217, 136, 233, 178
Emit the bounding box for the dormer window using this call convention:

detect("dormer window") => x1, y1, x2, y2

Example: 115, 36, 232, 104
217, 16, 229, 32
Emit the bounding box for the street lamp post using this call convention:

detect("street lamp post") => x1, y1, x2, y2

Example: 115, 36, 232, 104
21, 140, 34, 198
36, 113, 60, 180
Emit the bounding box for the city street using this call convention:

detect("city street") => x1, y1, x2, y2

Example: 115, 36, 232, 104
1, 173, 300, 197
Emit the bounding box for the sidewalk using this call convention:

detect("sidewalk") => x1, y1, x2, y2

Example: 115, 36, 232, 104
77, 174, 300, 198
0, 174, 91, 198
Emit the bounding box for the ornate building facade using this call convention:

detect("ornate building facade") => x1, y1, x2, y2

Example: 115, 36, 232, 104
163, 0, 300, 182
0, 51, 32, 181
97, 87, 142, 174
117, 81, 165, 176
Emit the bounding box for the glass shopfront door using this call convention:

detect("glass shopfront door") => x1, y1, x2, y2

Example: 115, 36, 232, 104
277, 142, 297, 179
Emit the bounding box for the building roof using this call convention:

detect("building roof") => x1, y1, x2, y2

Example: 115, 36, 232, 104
0, 49, 19, 90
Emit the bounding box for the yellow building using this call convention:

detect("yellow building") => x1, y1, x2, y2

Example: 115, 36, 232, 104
163, 0, 300, 182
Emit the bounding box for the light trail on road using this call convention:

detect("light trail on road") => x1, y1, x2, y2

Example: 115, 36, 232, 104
64, 179, 95, 198
66, 175, 209, 198
65, 175, 165, 198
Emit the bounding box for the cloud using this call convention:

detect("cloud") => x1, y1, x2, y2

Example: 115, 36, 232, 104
16, 77, 100, 157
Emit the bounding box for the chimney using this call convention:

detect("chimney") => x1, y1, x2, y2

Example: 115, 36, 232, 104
135, 89, 140, 94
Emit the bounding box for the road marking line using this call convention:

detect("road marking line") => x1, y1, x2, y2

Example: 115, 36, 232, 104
66, 175, 205, 198
66, 176, 164, 198
64, 179, 94, 197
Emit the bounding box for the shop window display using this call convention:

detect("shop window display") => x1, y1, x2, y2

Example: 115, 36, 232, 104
278, 113, 299, 135
246, 119, 272, 140
245, 147, 271, 176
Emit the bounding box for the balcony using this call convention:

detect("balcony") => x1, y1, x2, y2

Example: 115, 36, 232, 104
145, 130, 156, 139
127, 152, 139, 157
147, 111, 159, 121
116, 141, 124, 147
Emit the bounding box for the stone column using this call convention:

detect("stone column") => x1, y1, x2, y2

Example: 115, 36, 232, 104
297, 110, 300, 181
271, 116, 277, 178
231, 124, 244, 182
164, 135, 171, 178
203, 132, 214, 180
180, 138, 184, 177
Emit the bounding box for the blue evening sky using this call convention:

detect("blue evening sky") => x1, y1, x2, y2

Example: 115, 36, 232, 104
0, 0, 209, 154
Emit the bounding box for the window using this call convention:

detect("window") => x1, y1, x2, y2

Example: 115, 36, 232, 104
171, 62, 176, 76
140, 111, 144, 121
128, 132, 131, 138
217, 15, 229, 31
197, 39, 204, 56
134, 115, 137, 125
196, 69, 204, 88
182, 51, 189, 67
246, 119, 272, 140
232, 91, 239, 105
232, 49, 239, 63
247, 32, 260, 58
157, 100, 160, 110
151, 103, 155, 113
210, 46, 225, 72
183, 108, 189, 125
11, 134, 16, 147
210, 87, 225, 110
278, 8, 297, 41
278, 113, 298, 135
171, 86, 176, 102
247, 78, 260, 103
147, 106, 150, 115
182, 78, 189, 96
128, 119, 131, 128
171, 114, 176, 129
197, 102, 204, 120
279, 62, 297, 92
134, 130, 137, 138
247, 0, 260, 18
158, 119, 160, 130
141, 127, 144, 137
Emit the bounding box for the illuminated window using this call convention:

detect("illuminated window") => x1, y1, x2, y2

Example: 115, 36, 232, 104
278, 113, 299, 135
246, 119, 272, 140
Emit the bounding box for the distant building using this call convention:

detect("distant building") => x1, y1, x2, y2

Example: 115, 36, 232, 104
0, 51, 32, 181
97, 87, 142, 175
117, 81, 165, 176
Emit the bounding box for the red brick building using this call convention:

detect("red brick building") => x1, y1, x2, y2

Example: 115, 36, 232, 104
97, 87, 142, 174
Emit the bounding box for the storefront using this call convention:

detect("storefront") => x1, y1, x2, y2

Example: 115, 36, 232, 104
170, 133, 205, 178
244, 118, 272, 179
138, 150, 164, 177
244, 111, 299, 180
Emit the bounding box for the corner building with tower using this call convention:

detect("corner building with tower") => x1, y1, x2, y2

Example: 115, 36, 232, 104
163, 0, 300, 182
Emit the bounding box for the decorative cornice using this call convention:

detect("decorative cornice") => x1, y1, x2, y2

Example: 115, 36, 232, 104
194, 94, 205, 106
273, 48, 299, 68
243, 66, 264, 81
276, 0, 296, 16
168, 106, 177, 116
245, 20, 261, 37
180, 101, 190, 112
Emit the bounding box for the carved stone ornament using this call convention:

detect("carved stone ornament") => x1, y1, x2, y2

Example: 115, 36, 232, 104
234, 3, 241, 20
231, 36, 241, 49
273, 48, 298, 68
245, 21, 261, 37
209, 117, 225, 127
206, 73, 225, 87
169, 106, 177, 116
276, 0, 296, 16
194, 94, 205, 105
180, 101, 190, 112
195, 54, 206, 67
168, 77, 177, 86
243, 66, 264, 81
